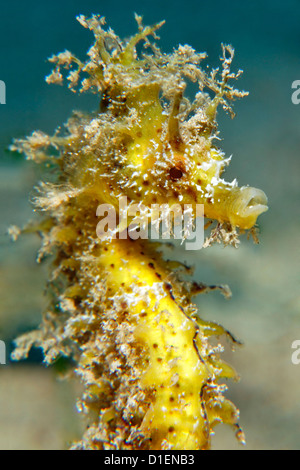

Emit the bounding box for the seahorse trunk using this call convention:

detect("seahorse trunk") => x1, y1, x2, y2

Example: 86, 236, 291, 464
68, 237, 242, 450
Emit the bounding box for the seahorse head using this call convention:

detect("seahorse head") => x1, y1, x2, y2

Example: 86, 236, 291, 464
12, 14, 268, 235
63, 14, 268, 232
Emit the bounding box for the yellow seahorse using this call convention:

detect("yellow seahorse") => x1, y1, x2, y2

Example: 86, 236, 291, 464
10, 14, 268, 450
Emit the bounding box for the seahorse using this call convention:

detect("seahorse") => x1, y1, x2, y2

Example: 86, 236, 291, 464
10, 14, 268, 450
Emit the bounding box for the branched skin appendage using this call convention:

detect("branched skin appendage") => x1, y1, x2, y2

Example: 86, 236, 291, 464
10, 15, 268, 450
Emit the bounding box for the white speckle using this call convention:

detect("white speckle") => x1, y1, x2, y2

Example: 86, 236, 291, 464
199, 161, 212, 171
211, 177, 220, 186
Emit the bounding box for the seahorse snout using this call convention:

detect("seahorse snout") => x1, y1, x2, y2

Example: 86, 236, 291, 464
230, 186, 268, 229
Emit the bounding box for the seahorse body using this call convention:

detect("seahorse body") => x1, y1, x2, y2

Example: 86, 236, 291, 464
11, 14, 267, 450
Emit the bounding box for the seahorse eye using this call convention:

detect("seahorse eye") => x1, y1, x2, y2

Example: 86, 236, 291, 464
169, 167, 183, 181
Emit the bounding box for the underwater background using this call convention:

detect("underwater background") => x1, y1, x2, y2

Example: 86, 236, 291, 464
0, 0, 299, 449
